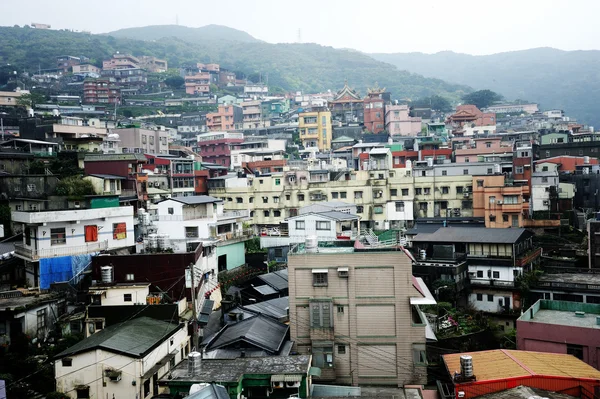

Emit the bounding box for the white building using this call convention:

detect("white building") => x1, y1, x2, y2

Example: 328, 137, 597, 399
89, 283, 151, 307
55, 317, 189, 399
531, 162, 560, 212
13, 206, 135, 288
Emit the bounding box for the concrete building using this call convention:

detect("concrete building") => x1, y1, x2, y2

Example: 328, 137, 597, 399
185, 72, 213, 95
206, 105, 243, 131
100, 68, 147, 87
241, 100, 269, 129
530, 273, 600, 304
72, 64, 101, 77
56, 55, 80, 73
230, 137, 286, 170
531, 162, 560, 213
138, 56, 168, 73
517, 300, 600, 369
83, 79, 120, 104
298, 110, 332, 151
485, 103, 539, 114
0, 90, 23, 107
288, 244, 433, 386
447, 105, 495, 136
454, 137, 512, 163
55, 317, 189, 399
472, 174, 531, 229
116, 127, 169, 154
328, 82, 364, 124
12, 204, 135, 288
196, 131, 243, 168
102, 54, 141, 70
385, 104, 422, 136
363, 87, 389, 134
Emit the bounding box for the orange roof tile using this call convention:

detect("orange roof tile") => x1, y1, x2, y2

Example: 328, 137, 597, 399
443, 350, 600, 382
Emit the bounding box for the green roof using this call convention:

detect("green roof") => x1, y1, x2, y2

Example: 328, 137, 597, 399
56, 317, 182, 359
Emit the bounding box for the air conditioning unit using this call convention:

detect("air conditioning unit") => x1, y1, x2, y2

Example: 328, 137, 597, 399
543, 200, 550, 206
496, 201, 503, 205
463, 192, 470, 198
272, 381, 284, 389
338, 267, 349, 278
286, 381, 301, 388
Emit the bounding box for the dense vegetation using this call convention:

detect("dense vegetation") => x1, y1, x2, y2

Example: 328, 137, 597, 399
371, 48, 600, 127
0, 25, 470, 102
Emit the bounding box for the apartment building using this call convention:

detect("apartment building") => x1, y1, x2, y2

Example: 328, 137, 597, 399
72, 64, 100, 77
185, 72, 215, 95
472, 174, 530, 228
102, 54, 140, 70
83, 79, 120, 104
12, 203, 135, 288
100, 68, 147, 87
206, 104, 243, 131
116, 127, 169, 154
196, 131, 243, 168
56, 55, 81, 73
230, 137, 286, 169
385, 104, 422, 136
0, 90, 23, 107
241, 100, 269, 129
288, 244, 432, 386
138, 56, 168, 72
363, 87, 389, 134
454, 137, 513, 163
298, 110, 332, 151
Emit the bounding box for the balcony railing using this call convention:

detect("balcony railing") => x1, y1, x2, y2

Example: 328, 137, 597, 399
535, 280, 600, 292
120, 189, 138, 197
15, 240, 109, 261
215, 229, 254, 245
470, 278, 515, 287
151, 214, 211, 222
218, 210, 250, 220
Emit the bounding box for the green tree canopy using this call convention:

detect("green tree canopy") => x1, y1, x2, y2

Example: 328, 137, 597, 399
461, 89, 504, 109
55, 176, 97, 198
15, 92, 46, 109
411, 95, 452, 112
164, 76, 184, 89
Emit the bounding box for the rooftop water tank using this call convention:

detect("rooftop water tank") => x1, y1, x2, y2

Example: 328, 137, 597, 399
100, 265, 113, 284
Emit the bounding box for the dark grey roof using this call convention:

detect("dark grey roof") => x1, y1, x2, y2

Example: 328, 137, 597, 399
87, 174, 126, 180
243, 297, 289, 321
164, 355, 311, 383
257, 269, 288, 292
405, 221, 485, 236
56, 317, 182, 359
205, 314, 288, 354
84, 153, 147, 162
252, 285, 278, 296
161, 195, 223, 205
187, 384, 230, 399
412, 227, 531, 244
315, 211, 359, 221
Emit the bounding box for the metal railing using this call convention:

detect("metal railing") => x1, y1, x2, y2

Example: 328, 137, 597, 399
470, 279, 515, 287
14, 240, 109, 260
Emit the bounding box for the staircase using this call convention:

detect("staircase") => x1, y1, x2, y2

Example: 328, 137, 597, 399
364, 229, 379, 246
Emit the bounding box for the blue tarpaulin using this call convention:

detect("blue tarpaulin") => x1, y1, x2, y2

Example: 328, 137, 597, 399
39, 253, 93, 289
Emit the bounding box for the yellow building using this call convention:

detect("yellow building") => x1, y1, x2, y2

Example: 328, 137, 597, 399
298, 110, 332, 151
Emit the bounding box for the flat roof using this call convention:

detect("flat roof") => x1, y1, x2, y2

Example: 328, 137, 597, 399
412, 227, 530, 244
164, 355, 311, 383
0, 292, 62, 311
538, 273, 600, 285
519, 300, 600, 329
443, 349, 600, 382
159, 195, 222, 205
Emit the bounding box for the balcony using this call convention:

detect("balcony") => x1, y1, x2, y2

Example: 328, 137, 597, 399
217, 210, 250, 222
120, 189, 137, 198
310, 327, 334, 341
522, 218, 560, 228
15, 240, 109, 261
470, 278, 515, 288
214, 229, 254, 246
515, 247, 542, 267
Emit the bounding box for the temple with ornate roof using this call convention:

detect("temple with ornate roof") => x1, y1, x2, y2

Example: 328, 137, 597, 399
446, 105, 496, 136
328, 81, 364, 124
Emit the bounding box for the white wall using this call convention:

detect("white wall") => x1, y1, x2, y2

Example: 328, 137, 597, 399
101, 286, 150, 306
288, 214, 340, 241
468, 264, 522, 284
469, 290, 515, 313
55, 325, 189, 399
385, 200, 414, 222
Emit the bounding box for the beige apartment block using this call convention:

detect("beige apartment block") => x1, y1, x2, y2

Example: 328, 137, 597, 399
288, 248, 429, 387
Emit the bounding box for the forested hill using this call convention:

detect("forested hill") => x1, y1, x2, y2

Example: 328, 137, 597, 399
106, 24, 263, 44
0, 25, 471, 101
371, 48, 600, 128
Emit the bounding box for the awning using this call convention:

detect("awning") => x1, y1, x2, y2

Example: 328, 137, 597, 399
312, 269, 328, 274
309, 367, 322, 377
410, 277, 437, 305
88, 290, 106, 296
271, 374, 303, 382
337, 267, 348, 272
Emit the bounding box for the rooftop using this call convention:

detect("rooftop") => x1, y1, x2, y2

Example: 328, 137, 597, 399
537, 273, 600, 285
478, 386, 576, 399
56, 317, 182, 359
412, 227, 530, 244
443, 349, 600, 382
84, 153, 147, 162
242, 296, 289, 321
256, 269, 288, 292
0, 291, 63, 311
518, 299, 600, 329
160, 195, 223, 205
164, 355, 311, 383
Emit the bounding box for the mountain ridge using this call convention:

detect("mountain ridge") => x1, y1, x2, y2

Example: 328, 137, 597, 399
105, 24, 262, 43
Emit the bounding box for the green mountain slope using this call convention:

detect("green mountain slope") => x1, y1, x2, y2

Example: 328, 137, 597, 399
106, 24, 263, 43
0, 25, 470, 102
371, 48, 600, 127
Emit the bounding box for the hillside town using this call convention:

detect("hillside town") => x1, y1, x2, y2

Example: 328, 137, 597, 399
2, 41, 600, 399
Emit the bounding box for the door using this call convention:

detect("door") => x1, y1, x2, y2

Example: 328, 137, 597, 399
153, 372, 158, 395
218, 254, 227, 273
110, 180, 116, 193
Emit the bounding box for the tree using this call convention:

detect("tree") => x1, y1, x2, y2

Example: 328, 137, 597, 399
54, 176, 97, 198
164, 76, 184, 89
461, 89, 504, 109
411, 95, 452, 112
16, 92, 46, 109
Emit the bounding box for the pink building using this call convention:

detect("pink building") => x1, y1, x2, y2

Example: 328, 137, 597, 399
454, 137, 512, 163
384, 104, 422, 136
185, 72, 212, 95
103, 54, 140, 70
206, 105, 243, 131
197, 63, 220, 72
517, 299, 600, 370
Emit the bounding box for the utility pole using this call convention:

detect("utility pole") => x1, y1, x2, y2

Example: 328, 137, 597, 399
189, 262, 199, 351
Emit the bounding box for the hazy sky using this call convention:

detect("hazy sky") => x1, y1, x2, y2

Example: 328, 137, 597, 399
2, 0, 599, 55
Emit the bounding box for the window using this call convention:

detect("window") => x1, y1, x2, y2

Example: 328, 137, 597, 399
144, 379, 151, 398
185, 227, 199, 238
354, 191, 363, 199
456, 186, 463, 194
462, 200, 473, 209
296, 221, 305, 230
15, 205, 22, 211
126, 274, 134, 281
356, 205, 363, 213
542, 177, 548, 183
504, 195, 519, 204
476, 271, 483, 278
493, 271, 500, 279
310, 301, 332, 326
441, 186, 449, 194
390, 189, 397, 196
84, 225, 98, 243
487, 168, 493, 174
312, 345, 334, 368
395, 201, 405, 212
285, 194, 291, 201
273, 196, 279, 203
424, 188, 431, 195
123, 293, 132, 302
513, 270, 520, 277
419, 202, 428, 211
337, 305, 344, 314
313, 272, 328, 287
62, 358, 73, 367
338, 345, 346, 355
567, 344, 584, 360
27, 184, 36, 192
515, 166, 524, 174
486, 142, 492, 148
51, 228, 66, 246
476, 293, 483, 301
442, 170, 447, 176
374, 205, 383, 214
37, 308, 46, 332
487, 295, 494, 302
249, 197, 254, 203
262, 196, 268, 204
274, 210, 281, 217
464, 157, 470, 163
298, 194, 305, 201
275, 178, 281, 185
463, 169, 469, 175
415, 188, 422, 195
402, 188, 409, 196
95, 321, 103, 331
413, 344, 427, 366
76, 387, 90, 399
113, 223, 127, 240
316, 221, 331, 230
263, 210, 270, 217
340, 191, 347, 199
489, 196, 496, 204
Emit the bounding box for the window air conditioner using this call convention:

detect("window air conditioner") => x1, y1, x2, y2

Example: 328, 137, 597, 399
286, 381, 301, 388
496, 201, 503, 205
338, 267, 349, 278
272, 381, 283, 389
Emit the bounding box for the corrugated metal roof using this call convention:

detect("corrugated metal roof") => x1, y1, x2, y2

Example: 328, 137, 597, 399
160, 195, 222, 205
252, 285, 278, 296
84, 153, 147, 162
187, 383, 230, 399
242, 297, 289, 320
412, 227, 530, 244
55, 317, 181, 359
257, 269, 288, 291
443, 349, 600, 382
206, 314, 289, 354
87, 174, 126, 180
